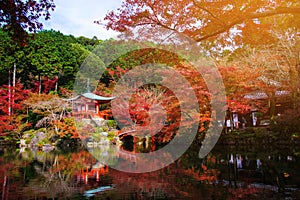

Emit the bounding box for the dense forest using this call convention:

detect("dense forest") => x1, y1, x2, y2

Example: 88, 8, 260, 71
1, 29, 109, 90
0, 29, 116, 144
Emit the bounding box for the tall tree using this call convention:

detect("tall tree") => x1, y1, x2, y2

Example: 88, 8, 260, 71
220, 14, 300, 120
22, 30, 79, 91
102, 0, 300, 51
0, 81, 30, 141
0, 29, 26, 85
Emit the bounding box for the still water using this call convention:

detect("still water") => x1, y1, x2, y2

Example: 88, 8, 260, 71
0, 142, 299, 199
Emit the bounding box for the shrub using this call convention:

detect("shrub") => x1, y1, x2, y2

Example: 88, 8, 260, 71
102, 126, 109, 132
107, 120, 117, 129
271, 107, 300, 135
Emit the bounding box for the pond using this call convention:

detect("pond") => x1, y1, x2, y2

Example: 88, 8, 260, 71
0, 142, 299, 199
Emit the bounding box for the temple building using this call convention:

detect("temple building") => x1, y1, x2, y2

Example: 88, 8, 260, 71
65, 92, 115, 120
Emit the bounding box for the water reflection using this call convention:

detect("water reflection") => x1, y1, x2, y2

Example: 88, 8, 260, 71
0, 144, 299, 199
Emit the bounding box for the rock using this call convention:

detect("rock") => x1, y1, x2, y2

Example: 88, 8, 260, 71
29, 132, 45, 147
22, 133, 31, 139
42, 144, 54, 152
87, 142, 95, 148
98, 138, 110, 145
20, 139, 27, 147
91, 116, 107, 127
101, 132, 108, 137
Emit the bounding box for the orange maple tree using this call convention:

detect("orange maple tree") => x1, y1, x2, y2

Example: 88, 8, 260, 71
102, 0, 300, 49
55, 117, 80, 139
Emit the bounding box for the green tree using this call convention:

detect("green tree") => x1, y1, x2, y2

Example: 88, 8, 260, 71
20, 30, 77, 91
0, 29, 26, 85
72, 42, 106, 93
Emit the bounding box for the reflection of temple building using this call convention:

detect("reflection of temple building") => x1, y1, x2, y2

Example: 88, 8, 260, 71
75, 163, 109, 184
65, 92, 114, 120
117, 147, 137, 163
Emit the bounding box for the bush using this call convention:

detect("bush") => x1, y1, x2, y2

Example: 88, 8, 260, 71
107, 131, 116, 140
271, 107, 300, 135
107, 120, 117, 129
92, 133, 101, 142
95, 127, 104, 133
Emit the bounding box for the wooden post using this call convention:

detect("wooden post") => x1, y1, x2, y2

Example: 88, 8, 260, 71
133, 136, 137, 153
96, 103, 99, 115
39, 74, 42, 94
151, 136, 156, 151
2, 176, 7, 200
85, 103, 89, 118
96, 170, 99, 182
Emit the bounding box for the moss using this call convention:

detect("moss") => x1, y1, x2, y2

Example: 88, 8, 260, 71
23, 128, 47, 144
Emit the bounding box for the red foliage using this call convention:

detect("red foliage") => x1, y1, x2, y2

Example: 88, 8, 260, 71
55, 118, 80, 139
0, 81, 30, 136
43, 76, 58, 93
0, 116, 14, 135
59, 87, 73, 97
30, 76, 58, 93
111, 61, 210, 144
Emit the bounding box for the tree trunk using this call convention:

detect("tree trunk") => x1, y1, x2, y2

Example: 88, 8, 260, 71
8, 69, 11, 116
12, 63, 16, 115
2, 176, 7, 200
39, 74, 42, 94
55, 79, 58, 92
269, 93, 276, 125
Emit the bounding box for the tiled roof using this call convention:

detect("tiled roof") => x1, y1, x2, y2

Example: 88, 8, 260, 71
244, 90, 289, 100
63, 92, 115, 101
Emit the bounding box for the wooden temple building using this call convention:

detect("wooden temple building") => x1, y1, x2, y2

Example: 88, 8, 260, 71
65, 92, 115, 120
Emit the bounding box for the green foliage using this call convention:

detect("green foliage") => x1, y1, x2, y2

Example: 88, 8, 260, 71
38, 137, 51, 146
107, 120, 117, 129
102, 127, 109, 132
92, 130, 116, 142
0, 29, 106, 92
106, 131, 117, 142
27, 109, 43, 125
72, 43, 106, 93
76, 36, 101, 51
92, 133, 102, 142
0, 29, 20, 83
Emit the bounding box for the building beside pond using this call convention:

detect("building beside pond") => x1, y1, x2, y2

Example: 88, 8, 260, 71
64, 92, 115, 120
226, 75, 292, 130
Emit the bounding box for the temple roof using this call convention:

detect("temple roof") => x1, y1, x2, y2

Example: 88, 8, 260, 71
244, 90, 289, 100
64, 92, 115, 101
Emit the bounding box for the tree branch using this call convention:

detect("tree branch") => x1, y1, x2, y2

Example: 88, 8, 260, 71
195, 7, 300, 42
192, 0, 226, 26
